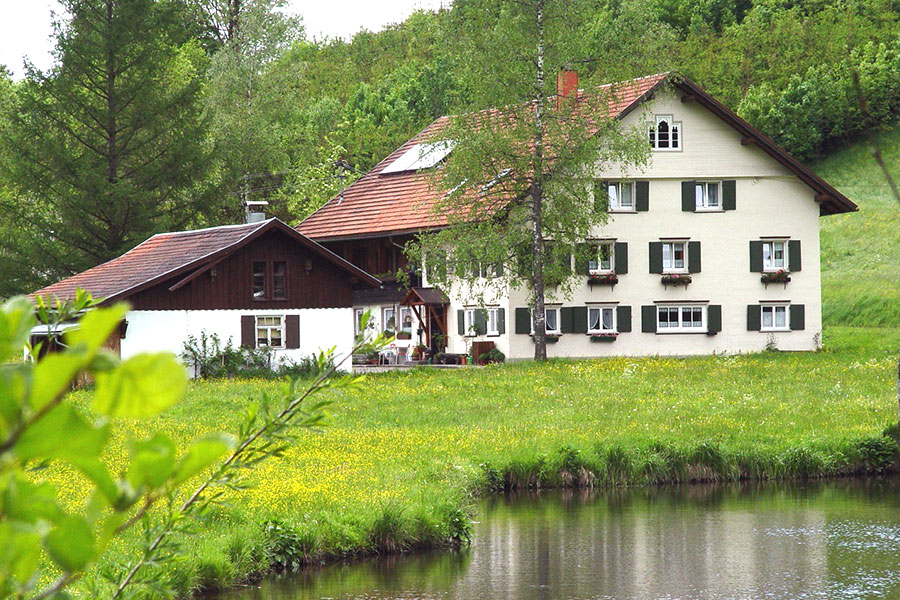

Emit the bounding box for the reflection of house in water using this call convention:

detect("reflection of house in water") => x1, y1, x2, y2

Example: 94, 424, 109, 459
453, 494, 828, 599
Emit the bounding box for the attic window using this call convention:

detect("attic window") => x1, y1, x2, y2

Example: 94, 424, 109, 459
381, 141, 455, 174
650, 115, 681, 150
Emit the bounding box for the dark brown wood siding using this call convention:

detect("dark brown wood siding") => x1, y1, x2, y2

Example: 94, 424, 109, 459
129, 229, 357, 310
324, 234, 414, 277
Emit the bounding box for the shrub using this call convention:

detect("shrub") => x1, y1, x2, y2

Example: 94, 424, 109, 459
480, 348, 506, 364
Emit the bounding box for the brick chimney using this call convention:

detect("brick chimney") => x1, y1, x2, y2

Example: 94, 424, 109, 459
556, 69, 578, 106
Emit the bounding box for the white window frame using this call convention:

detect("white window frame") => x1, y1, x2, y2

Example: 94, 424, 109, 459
607, 181, 635, 212
694, 181, 722, 211
255, 315, 285, 348
761, 304, 789, 332
532, 307, 562, 335
464, 308, 477, 337
762, 240, 788, 272
487, 307, 500, 336
656, 305, 706, 333
589, 242, 615, 274
650, 115, 682, 151
399, 306, 414, 334
662, 241, 688, 273
587, 305, 617, 334
383, 307, 396, 332
354, 308, 365, 336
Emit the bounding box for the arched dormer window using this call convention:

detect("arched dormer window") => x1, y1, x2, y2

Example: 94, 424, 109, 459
650, 115, 682, 150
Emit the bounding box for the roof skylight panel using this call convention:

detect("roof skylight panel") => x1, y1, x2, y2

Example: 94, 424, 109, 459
381, 141, 455, 174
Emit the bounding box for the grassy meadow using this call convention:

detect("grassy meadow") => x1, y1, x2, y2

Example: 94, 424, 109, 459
817, 125, 900, 327
55, 325, 900, 596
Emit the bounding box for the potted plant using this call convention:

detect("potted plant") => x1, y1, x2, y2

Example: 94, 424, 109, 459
588, 272, 618, 286
590, 332, 618, 342
411, 344, 426, 360
760, 269, 791, 285
396, 330, 412, 340
661, 273, 692, 286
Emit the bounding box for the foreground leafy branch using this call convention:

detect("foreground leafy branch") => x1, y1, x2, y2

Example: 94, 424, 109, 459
0, 293, 387, 599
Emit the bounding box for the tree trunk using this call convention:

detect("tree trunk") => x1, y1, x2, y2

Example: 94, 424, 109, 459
531, 0, 547, 361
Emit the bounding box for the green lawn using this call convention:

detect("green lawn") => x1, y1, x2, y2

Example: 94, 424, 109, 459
816, 126, 900, 326
60, 325, 899, 596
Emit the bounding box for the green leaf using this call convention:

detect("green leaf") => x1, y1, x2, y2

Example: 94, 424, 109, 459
92, 353, 186, 418
129, 432, 176, 489
0, 297, 36, 362
2, 474, 64, 524
64, 304, 128, 355
0, 523, 42, 591
44, 514, 95, 572
15, 404, 109, 463
70, 457, 118, 506
0, 364, 29, 436
28, 352, 84, 411
172, 434, 235, 487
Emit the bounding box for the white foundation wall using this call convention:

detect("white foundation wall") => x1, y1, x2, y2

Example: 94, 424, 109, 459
120, 308, 354, 373
451, 86, 826, 360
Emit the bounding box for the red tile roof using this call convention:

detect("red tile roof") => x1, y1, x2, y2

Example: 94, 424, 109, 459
297, 72, 854, 242
297, 73, 668, 242
32, 219, 379, 303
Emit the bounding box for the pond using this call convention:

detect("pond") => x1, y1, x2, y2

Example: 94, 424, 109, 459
219, 479, 900, 600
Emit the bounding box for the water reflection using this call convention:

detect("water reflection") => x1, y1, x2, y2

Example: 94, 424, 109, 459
219, 479, 900, 600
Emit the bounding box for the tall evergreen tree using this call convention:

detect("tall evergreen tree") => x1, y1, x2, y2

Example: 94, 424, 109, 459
0, 0, 212, 293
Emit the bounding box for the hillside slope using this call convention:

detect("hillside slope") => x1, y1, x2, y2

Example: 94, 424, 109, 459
815, 126, 900, 327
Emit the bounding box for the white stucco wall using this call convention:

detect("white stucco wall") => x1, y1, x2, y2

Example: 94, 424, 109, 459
120, 308, 354, 374
447, 87, 826, 360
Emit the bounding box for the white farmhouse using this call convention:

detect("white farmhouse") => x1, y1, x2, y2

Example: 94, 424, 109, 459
31, 218, 380, 371
297, 72, 855, 361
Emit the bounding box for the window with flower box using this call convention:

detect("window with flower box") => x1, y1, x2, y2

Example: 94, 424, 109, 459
588, 306, 616, 334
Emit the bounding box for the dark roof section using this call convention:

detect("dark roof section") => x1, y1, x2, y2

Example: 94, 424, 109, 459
32, 218, 380, 303
402, 287, 450, 305
297, 73, 855, 243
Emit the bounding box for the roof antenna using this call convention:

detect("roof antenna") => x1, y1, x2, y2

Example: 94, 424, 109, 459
333, 159, 352, 204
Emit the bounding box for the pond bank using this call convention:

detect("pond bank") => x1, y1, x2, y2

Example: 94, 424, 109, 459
216, 477, 900, 600
188, 427, 900, 598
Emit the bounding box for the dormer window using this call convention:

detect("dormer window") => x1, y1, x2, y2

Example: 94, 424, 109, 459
650, 115, 681, 150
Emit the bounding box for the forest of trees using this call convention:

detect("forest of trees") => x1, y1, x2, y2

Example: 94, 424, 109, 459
1, 0, 899, 296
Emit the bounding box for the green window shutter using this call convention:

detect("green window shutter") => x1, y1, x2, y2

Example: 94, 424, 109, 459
747, 305, 761, 331
457, 310, 465, 335
494, 262, 504, 277
498, 308, 506, 334
593, 180, 608, 213
240, 315, 256, 348
688, 241, 701, 273
790, 304, 805, 330
475, 309, 487, 335
614, 242, 628, 274
572, 306, 588, 334
515, 308, 531, 334
575, 243, 594, 275
707, 305, 722, 334
681, 181, 696, 212
641, 305, 656, 333
560, 307, 575, 334
617, 305, 632, 333
788, 240, 802, 272
635, 181, 650, 212
722, 180, 736, 211
649, 242, 663, 274
749, 241, 764, 272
